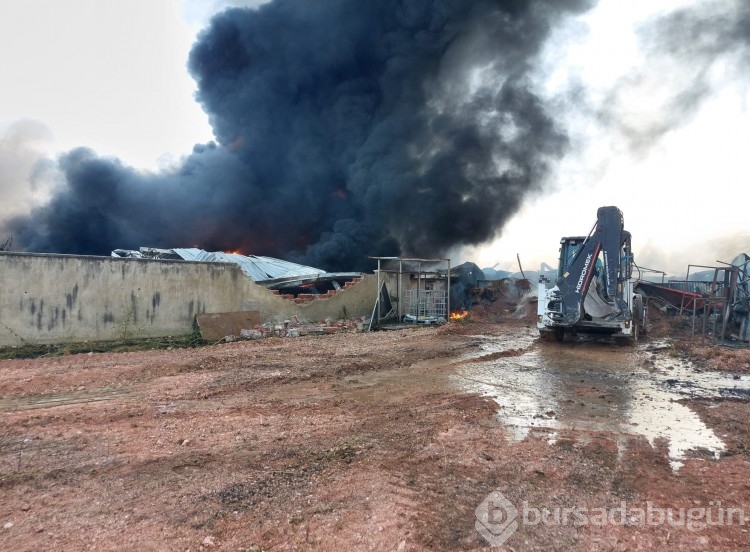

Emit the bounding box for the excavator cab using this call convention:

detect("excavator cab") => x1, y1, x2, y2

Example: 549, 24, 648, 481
557, 237, 588, 280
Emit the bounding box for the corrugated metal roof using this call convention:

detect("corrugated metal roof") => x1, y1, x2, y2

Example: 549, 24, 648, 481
171, 248, 325, 281
111, 247, 325, 282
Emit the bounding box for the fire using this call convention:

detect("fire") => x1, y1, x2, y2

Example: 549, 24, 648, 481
450, 310, 469, 321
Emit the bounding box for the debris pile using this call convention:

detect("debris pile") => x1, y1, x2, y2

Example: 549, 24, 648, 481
221, 316, 369, 342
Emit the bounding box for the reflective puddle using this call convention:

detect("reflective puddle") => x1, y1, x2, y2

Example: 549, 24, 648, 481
454, 335, 750, 470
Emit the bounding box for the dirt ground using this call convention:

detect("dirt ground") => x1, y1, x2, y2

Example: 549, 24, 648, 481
1, 297, 749, 551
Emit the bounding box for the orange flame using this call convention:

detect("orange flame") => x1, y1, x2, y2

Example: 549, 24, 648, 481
450, 310, 469, 321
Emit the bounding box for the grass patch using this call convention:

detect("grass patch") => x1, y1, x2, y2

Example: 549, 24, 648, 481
0, 332, 208, 360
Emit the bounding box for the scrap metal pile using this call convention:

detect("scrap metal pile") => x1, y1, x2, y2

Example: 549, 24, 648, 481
636, 253, 750, 344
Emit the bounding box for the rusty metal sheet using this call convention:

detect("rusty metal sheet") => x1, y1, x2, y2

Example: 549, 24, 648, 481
196, 311, 262, 340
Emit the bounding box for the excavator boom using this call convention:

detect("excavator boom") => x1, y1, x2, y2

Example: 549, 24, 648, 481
537, 206, 642, 342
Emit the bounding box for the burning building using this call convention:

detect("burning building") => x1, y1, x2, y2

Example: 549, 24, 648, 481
3, 0, 584, 271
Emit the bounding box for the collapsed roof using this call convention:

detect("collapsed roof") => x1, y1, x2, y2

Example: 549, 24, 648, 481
111, 247, 360, 289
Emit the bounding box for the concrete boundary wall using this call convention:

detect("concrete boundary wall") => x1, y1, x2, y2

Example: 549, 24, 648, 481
0, 252, 377, 347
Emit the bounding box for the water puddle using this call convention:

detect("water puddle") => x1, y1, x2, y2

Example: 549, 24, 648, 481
454, 336, 750, 470
462, 328, 539, 360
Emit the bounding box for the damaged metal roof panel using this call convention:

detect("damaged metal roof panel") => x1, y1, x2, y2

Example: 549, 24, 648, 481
171, 249, 325, 281
112, 247, 326, 282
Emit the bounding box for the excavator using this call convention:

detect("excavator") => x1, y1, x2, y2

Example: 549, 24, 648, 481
537, 206, 646, 343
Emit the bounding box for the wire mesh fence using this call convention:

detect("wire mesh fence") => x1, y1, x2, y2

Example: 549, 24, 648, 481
404, 289, 447, 321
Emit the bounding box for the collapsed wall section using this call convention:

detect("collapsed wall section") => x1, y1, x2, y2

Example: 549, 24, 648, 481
0, 252, 376, 347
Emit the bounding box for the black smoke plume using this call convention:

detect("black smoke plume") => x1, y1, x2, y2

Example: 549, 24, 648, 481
4, 0, 591, 271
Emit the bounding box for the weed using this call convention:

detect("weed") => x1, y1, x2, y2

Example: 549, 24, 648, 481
0, 334, 208, 360
115, 303, 138, 341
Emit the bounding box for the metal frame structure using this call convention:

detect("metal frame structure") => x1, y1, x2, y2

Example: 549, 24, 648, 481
369, 257, 451, 329
635, 265, 667, 283
636, 257, 750, 347
681, 263, 742, 345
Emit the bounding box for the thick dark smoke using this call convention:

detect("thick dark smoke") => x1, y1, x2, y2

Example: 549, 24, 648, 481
4, 0, 592, 271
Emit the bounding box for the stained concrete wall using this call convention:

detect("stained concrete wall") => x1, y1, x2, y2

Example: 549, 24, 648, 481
0, 252, 377, 347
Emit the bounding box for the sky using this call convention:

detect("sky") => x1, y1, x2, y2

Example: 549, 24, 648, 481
0, 0, 748, 275
467, 0, 750, 275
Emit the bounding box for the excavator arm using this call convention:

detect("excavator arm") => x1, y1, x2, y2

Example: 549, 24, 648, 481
545, 206, 632, 326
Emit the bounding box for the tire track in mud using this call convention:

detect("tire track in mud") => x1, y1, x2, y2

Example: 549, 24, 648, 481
0, 387, 133, 411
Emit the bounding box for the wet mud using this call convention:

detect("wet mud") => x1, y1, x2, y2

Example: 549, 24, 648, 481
455, 332, 750, 469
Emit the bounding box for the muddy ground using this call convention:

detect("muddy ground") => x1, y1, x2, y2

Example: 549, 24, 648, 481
1, 300, 749, 551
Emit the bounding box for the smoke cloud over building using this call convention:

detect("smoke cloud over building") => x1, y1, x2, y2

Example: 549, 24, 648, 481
3, 0, 596, 270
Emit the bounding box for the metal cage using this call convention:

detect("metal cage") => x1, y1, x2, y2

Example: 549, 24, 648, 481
404, 289, 447, 321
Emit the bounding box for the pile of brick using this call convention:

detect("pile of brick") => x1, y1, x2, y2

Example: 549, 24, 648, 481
225, 315, 369, 342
